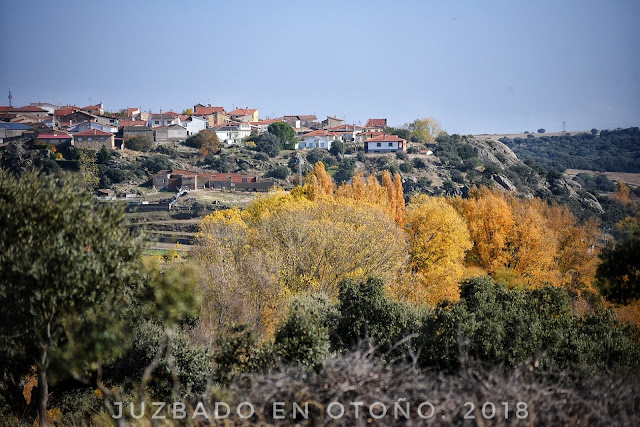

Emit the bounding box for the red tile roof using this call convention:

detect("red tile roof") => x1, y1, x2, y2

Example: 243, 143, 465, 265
82, 105, 101, 111
298, 115, 317, 121
328, 124, 365, 132
54, 108, 75, 116
194, 105, 225, 115
13, 106, 48, 113
364, 133, 405, 143
151, 111, 180, 117
228, 108, 257, 116
74, 129, 113, 137
365, 118, 387, 128
119, 120, 148, 128
250, 118, 281, 126
38, 133, 72, 139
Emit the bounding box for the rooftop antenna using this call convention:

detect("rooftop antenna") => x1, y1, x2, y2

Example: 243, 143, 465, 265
562, 121, 566, 133
8, 87, 13, 107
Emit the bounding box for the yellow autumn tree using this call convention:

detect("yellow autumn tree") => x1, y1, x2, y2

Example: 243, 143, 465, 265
505, 196, 558, 286
462, 187, 515, 274
254, 198, 408, 296
196, 207, 286, 337
616, 181, 631, 204
395, 195, 472, 305
195, 193, 408, 338
545, 203, 601, 290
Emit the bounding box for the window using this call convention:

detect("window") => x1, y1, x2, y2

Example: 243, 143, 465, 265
77, 137, 83, 142
388, 142, 393, 147
99, 137, 105, 141
88, 137, 92, 141
155, 121, 160, 125
377, 142, 381, 147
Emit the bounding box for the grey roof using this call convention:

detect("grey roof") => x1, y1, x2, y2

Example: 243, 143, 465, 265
0, 123, 32, 130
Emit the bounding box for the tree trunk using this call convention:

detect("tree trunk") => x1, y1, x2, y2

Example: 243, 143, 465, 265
37, 322, 51, 427
37, 362, 48, 427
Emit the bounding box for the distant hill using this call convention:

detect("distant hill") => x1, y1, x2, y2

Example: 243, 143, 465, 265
496, 127, 640, 173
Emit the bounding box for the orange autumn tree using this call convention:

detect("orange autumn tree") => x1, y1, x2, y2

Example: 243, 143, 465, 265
301, 162, 406, 226
460, 187, 515, 274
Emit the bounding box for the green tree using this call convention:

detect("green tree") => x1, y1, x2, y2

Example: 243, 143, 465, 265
329, 140, 344, 157
595, 230, 640, 304
537, 128, 546, 134
267, 165, 290, 179
0, 169, 146, 426
185, 129, 220, 156
410, 117, 444, 143
255, 133, 281, 157
267, 122, 296, 145
96, 145, 112, 165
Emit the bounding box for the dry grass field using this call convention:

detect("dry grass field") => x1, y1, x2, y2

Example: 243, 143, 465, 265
565, 169, 640, 188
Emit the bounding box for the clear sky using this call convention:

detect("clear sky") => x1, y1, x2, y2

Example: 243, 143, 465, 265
1, 0, 638, 134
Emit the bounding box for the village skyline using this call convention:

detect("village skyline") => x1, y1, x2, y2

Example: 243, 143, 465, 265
1, 0, 639, 134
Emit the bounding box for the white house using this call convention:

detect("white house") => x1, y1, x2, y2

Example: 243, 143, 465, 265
213, 122, 252, 144
181, 115, 208, 136
69, 120, 118, 134
363, 133, 407, 153
296, 129, 339, 150
149, 112, 181, 128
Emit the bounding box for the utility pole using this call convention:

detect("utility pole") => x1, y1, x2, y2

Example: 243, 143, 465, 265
297, 153, 303, 186
562, 121, 566, 133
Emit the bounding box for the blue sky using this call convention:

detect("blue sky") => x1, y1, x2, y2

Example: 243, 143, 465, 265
1, 0, 638, 134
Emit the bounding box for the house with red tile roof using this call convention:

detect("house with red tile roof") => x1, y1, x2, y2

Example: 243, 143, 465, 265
194, 104, 225, 115
227, 108, 259, 122
81, 103, 104, 116
36, 132, 73, 146
364, 133, 407, 153
73, 129, 115, 149
365, 118, 387, 132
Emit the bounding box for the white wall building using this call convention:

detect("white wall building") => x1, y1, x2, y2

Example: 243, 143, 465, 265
181, 115, 208, 136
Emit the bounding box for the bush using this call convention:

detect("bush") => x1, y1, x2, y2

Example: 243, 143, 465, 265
274, 307, 330, 368
399, 161, 413, 173
255, 133, 281, 157
329, 140, 344, 157
108, 320, 213, 397
125, 136, 153, 152
213, 324, 270, 385
537, 128, 546, 133
332, 278, 421, 360
417, 276, 640, 373
268, 165, 290, 179
356, 151, 366, 162
395, 151, 408, 160
333, 157, 356, 183
412, 158, 427, 169
141, 155, 172, 173
254, 152, 269, 161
